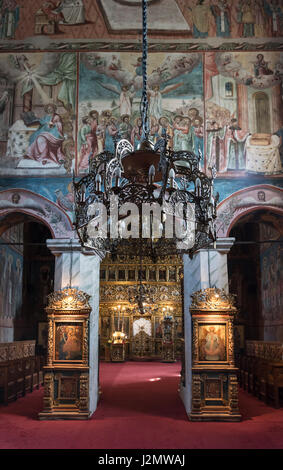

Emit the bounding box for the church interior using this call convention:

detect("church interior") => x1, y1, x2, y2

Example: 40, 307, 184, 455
0, 0, 283, 451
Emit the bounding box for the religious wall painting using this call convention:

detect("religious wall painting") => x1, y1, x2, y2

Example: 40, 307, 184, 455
34, 0, 87, 35
54, 322, 83, 361
0, 225, 23, 320
198, 323, 227, 362
1, 0, 283, 46
78, 51, 204, 173
260, 235, 282, 322
185, 0, 283, 40
0, 0, 20, 39
0, 52, 77, 176
205, 51, 283, 177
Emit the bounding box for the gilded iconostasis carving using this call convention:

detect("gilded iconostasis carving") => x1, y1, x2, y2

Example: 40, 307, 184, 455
99, 254, 183, 360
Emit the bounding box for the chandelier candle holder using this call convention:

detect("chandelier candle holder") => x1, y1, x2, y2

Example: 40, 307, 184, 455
39, 287, 92, 420
189, 288, 241, 422
73, 0, 218, 270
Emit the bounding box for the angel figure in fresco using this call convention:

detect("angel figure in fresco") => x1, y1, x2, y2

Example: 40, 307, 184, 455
25, 104, 65, 165
148, 83, 184, 121
97, 82, 136, 117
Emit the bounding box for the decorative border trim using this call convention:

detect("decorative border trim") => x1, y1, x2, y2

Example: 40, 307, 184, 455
0, 39, 282, 52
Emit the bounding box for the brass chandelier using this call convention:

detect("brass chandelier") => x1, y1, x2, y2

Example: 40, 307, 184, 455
74, 1, 218, 311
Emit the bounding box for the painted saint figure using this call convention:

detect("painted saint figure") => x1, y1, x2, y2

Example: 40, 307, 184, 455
25, 104, 65, 165
0, 0, 20, 39
187, 0, 210, 38
204, 327, 221, 361
210, 0, 231, 38
254, 54, 274, 77
224, 119, 249, 171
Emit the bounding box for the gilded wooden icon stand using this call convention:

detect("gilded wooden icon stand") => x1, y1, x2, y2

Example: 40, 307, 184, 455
161, 316, 176, 362
189, 288, 241, 422
38, 287, 92, 420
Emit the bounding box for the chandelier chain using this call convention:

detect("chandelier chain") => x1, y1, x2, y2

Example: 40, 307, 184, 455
140, 0, 149, 141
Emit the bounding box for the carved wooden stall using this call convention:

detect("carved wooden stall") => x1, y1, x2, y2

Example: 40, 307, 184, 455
240, 340, 283, 408
0, 340, 43, 405
39, 287, 91, 420
189, 288, 241, 422
99, 254, 183, 361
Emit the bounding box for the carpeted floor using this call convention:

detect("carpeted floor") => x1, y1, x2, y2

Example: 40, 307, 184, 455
0, 361, 283, 449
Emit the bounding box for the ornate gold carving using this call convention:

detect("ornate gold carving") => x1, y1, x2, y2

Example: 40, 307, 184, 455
83, 321, 89, 365
191, 375, 202, 412
229, 375, 240, 413
190, 288, 237, 312
110, 343, 125, 362
192, 319, 199, 364
47, 319, 53, 366
205, 379, 221, 399
46, 287, 91, 313
228, 319, 235, 366
79, 374, 89, 410
101, 283, 181, 303
43, 373, 54, 411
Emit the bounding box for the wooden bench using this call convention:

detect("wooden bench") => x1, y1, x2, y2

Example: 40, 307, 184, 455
240, 341, 283, 408
0, 341, 44, 405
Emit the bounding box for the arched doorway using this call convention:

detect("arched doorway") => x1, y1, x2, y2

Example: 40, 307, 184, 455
0, 212, 55, 348
227, 209, 283, 343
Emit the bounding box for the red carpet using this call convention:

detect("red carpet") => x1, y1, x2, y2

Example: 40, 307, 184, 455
0, 361, 283, 449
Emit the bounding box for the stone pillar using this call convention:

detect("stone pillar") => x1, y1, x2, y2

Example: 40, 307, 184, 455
47, 238, 103, 416
179, 237, 235, 415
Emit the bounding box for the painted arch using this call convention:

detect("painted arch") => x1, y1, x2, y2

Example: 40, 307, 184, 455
0, 189, 74, 239
216, 185, 283, 238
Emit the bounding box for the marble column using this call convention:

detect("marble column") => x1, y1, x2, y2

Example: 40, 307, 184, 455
179, 237, 235, 415
47, 238, 103, 416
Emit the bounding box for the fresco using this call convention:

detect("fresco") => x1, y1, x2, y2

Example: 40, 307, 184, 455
184, 0, 283, 39
0, 1, 282, 43
0, 52, 77, 176
205, 51, 283, 176
0, 224, 23, 320
260, 217, 282, 324
78, 51, 204, 173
